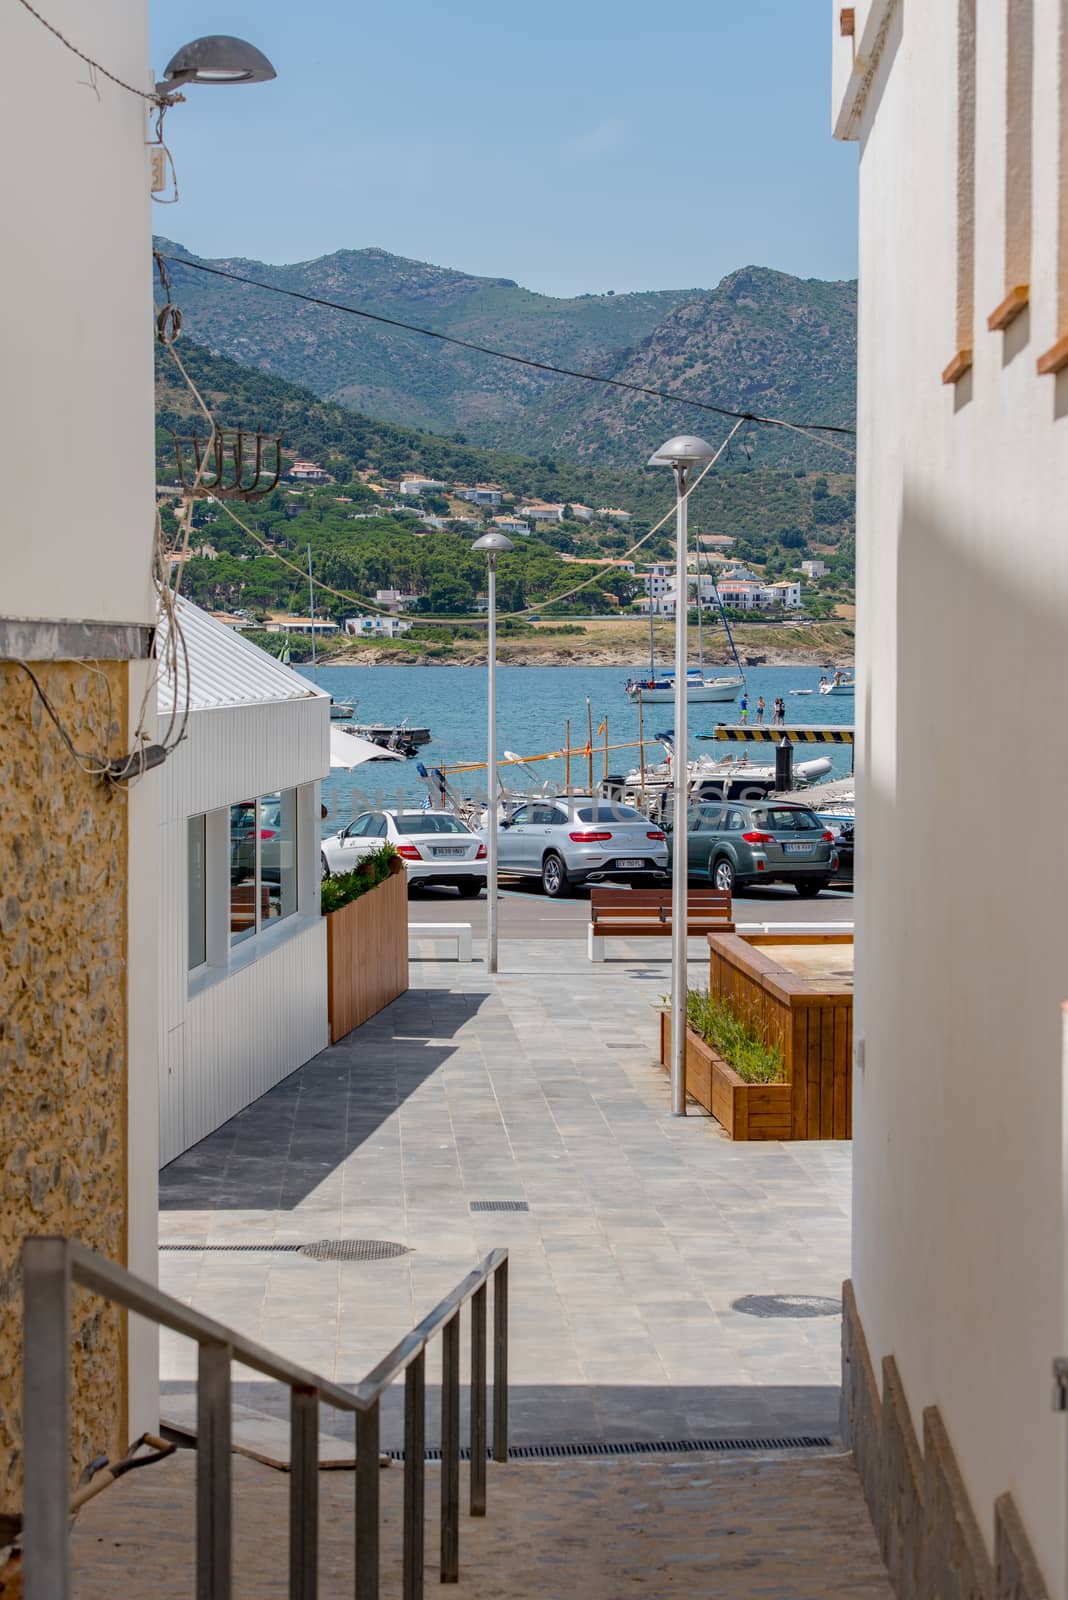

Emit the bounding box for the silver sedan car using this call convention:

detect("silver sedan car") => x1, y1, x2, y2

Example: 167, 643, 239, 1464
321, 810, 486, 895
494, 796, 668, 897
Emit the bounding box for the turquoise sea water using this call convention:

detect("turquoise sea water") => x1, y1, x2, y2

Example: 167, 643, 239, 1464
318, 663, 855, 827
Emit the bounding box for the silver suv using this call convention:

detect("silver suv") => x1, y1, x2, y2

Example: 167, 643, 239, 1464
494, 796, 668, 897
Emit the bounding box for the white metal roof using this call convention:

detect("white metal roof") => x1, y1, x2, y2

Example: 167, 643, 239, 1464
157, 598, 329, 714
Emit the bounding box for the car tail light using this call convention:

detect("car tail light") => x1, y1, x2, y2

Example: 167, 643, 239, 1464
475, 842, 487, 859
397, 844, 422, 860
742, 831, 775, 845
259, 829, 277, 840
822, 830, 835, 842
646, 830, 666, 841
569, 831, 612, 842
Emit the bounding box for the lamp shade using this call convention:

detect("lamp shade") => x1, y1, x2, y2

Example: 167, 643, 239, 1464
471, 532, 515, 555
647, 434, 718, 468
162, 36, 277, 86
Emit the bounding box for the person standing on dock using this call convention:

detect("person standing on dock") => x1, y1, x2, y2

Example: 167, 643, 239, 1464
739, 691, 749, 724
755, 695, 765, 724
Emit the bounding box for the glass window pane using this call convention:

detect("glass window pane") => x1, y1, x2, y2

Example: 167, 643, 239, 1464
188, 815, 206, 969
230, 800, 259, 944
261, 790, 298, 924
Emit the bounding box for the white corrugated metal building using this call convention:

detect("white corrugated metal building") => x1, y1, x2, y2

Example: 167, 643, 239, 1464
157, 600, 331, 1165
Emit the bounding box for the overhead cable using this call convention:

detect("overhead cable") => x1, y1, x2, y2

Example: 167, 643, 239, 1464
15, 0, 164, 102
156, 253, 856, 446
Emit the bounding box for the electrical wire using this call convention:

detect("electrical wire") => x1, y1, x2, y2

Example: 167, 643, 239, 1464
12, 663, 116, 779
14, 0, 164, 103
156, 253, 856, 446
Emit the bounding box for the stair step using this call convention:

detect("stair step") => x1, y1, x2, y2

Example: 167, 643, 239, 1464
161, 1394, 357, 1471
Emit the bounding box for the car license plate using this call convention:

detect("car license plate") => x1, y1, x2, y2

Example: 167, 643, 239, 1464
433, 846, 465, 857
784, 842, 814, 855
615, 857, 644, 869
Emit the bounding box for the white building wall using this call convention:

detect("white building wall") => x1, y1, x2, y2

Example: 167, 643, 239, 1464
1, 0, 156, 626
837, 1, 1066, 1584
159, 697, 329, 1165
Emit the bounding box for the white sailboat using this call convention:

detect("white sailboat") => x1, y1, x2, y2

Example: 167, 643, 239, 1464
623, 572, 743, 703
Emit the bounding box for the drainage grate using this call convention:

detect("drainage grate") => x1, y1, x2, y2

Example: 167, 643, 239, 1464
387, 1434, 834, 1463
469, 1200, 529, 1213
159, 1240, 412, 1261
732, 1294, 842, 1319
298, 1239, 411, 1262
159, 1243, 301, 1253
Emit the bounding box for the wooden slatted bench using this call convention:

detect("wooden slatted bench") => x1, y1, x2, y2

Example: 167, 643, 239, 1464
587, 887, 734, 962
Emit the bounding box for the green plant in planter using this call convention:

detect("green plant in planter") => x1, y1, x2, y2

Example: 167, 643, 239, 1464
685, 988, 786, 1084
321, 844, 399, 915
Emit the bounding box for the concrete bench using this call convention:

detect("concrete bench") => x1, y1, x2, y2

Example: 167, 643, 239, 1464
587, 888, 734, 962
408, 922, 473, 962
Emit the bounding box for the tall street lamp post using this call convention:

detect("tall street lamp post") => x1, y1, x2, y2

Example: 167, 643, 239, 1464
647, 435, 719, 1115
471, 531, 514, 974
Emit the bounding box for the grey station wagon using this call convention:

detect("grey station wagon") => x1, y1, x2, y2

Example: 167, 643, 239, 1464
667, 800, 838, 897
494, 796, 669, 897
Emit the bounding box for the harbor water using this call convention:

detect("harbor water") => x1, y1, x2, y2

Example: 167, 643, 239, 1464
319, 663, 855, 827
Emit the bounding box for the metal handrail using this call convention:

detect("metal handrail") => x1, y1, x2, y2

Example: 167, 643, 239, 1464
21, 1236, 509, 1600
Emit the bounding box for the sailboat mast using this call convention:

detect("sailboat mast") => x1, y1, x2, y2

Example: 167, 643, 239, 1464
696, 561, 704, 674
307, 543, 317, 678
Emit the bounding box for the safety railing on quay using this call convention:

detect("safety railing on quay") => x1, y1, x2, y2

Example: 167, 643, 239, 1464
21, 1235, 509, 1600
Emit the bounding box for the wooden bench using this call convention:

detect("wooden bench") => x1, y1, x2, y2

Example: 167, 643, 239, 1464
587, 888, 734, 962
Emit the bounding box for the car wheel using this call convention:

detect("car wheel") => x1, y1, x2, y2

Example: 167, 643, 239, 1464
541, 852, 571, 898
455, 879, 483, 899
711, 857, 735, 895
795, 879, 829, 898
321, 852, 331, 881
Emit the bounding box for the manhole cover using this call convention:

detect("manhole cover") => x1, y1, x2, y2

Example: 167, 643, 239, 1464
733, 1294, 842, 1319
298, 1240, 411, 1262
469, 1200, 529, 1213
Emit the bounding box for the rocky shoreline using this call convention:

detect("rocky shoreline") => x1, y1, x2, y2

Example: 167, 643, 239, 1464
322, 643, 855, 669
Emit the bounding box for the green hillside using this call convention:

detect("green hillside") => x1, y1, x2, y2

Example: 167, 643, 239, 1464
156, 339, 854, 552
155, 238, 695, 441
154, 241, 856, 471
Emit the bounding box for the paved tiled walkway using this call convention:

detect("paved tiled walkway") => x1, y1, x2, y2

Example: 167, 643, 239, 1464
159, 938, 850, 1449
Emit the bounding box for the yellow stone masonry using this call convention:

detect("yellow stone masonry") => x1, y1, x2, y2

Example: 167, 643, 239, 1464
0, 661, 130, 1507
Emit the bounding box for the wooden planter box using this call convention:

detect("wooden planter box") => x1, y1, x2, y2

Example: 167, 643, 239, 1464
659, 1011, 792, 1140
326, 868, 409, 1042
707, 931, 853, 1140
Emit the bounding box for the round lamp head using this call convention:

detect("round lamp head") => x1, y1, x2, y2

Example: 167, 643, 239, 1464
647, 433, 718, 468
471, 532, 515, 555
162, 36, 277, 87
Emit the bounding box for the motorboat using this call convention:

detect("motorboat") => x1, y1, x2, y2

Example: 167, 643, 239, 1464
621, 737, 832, 795
351, 720, 431, 758
329, 700, 355, 719
818, 670, 855, 696
789, 688, 814, 696
624, 669, 743, 704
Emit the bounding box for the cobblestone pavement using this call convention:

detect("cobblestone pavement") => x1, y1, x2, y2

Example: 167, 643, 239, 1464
159, 938, 851, 1448
71, 1448, 891, 1598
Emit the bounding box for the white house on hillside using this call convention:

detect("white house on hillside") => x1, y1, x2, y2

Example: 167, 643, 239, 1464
834, 2, 1068, 1590
156, 601, 330, 1165
344, 615, 413, 639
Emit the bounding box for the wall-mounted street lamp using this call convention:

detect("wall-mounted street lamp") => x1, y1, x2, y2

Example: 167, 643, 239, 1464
471, 530, 514, 975
647, 434, 719, 1117
157, 36, 276, 98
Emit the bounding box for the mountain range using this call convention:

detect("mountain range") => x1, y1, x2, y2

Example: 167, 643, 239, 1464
154, 240, 856, 471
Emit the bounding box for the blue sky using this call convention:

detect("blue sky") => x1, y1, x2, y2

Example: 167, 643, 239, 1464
150, 0, 856, 297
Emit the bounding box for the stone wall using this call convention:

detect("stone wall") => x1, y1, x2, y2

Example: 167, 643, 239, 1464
0, 661, 129, 1506
842, 1281, 1050, 1600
